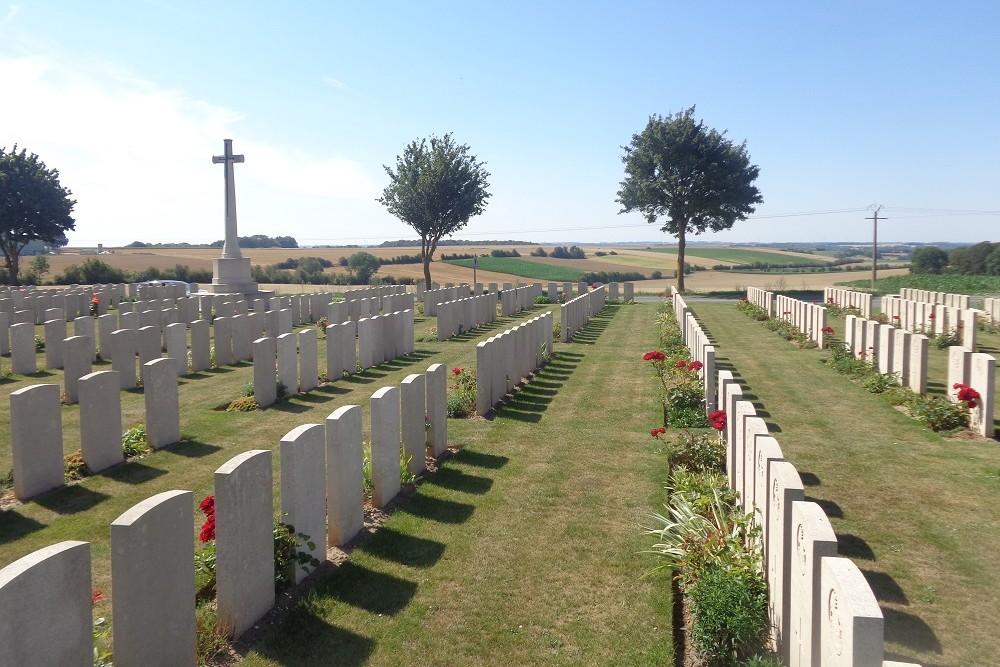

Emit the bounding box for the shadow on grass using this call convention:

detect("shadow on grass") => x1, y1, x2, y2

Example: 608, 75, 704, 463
805, 495, 843, 518
251, 607, 375, 667
427, 467, 494, 495
799, 471, 821, 486
34, 484, 110, 514
322, 561, 418, 616
837, 532, 876, 560
448, 318, 515, 342
357, 526, 445, 568
0, 509, 46, 541
883, 606, 943, 657
497, 352, 584, 424
168, 439, 222, 458
103, 461, 168, 484
452, 449, 509, 470
860, 568, 908, 604
567, 307, 616, 345
397, 494, 475, 524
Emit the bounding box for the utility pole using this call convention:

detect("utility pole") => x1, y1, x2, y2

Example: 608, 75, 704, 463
866, 205, 886, 289
473, 254, 478, 288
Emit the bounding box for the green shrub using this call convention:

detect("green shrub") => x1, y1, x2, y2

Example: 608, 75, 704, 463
195, 602, 230, 665
912, 396, 969, 432
122, 425, 150, 458
447, 394, 471, 418
226, 395, 260, 412
933, 328, 962, 349
534, 295, 552, 304
64, 450, 89, 481
34, 334, 45, 352
861, 372, 898, 394
689, 565, 769, 665
668, 406, 710, 429
669, 432, 726, 472
273, 523, 320, 592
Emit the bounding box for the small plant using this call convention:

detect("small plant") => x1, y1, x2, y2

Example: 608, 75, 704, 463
89, 296, 100, 317
552, 320, 561, 339
0, 468, 13, 494
122, 425, 150, 458
195, 602, 230, 665
661, 430, 726, 472
362, 447, 373, 493
273, 523, 321, 592
448, 367, 477, 417
911, 396, 969, 432
317, 316, 329, 338
688, 565, 770, 664
861, 372, 898, 394
226, 395, 260, 412
91, 591, 112, 667
64, 449, 90, 481
34, 334, 45, 352
400, 453, 421, 486
934, 328, 962, 349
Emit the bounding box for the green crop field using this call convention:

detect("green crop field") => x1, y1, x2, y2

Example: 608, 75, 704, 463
646, 246, 832, 266
444, 257, 584, 282
841, 273, 1000, 296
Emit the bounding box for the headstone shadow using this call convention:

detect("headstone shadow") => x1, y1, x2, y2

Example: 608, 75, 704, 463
798, 471, 821, 486
167, 439, 222, 458
804, 495, 842, 518
0, 508, 46, 541
859, 568, 908, 604
33, 484, 109, 514
252, 608, 375, 666
322, 561, 418, 616
103, 461, 169, 484
836, 532, 876, 560
452, 449, 509, 470
396, 494, 474, 524
883, 606, 943, 656
357, 527, 445, 568
427, 467, 494, 495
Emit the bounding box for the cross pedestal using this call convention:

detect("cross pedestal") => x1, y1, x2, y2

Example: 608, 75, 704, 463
204, 139, 261, 295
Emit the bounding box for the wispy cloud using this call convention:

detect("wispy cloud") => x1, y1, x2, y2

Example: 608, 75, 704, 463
321, 75, 351, 92
0, 53, 378, 245
1, 4, 20, 25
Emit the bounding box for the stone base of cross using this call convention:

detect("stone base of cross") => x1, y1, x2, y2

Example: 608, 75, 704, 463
204, 256, 262, 295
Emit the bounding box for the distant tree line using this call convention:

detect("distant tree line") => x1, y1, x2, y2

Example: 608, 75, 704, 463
580, 271, 646, 283
32, 258, 213, 286
549, 245, 587, 259
126, 235, 298, 249
912, 242, 1000, 275
377, 238, 533, 248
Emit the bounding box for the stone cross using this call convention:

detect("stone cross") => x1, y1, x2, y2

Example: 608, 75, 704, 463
212, 139, 245, 260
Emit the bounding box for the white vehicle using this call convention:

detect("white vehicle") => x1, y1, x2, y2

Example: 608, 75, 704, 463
138, 279, 191, 296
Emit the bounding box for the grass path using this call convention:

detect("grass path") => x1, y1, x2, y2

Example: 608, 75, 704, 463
693, 301, 1000, 667
243, 304, 673, 666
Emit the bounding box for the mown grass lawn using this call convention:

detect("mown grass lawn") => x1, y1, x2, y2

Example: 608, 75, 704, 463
242, 304, 673, 666
693, 300, 1000, 666
444, 257, 584, 282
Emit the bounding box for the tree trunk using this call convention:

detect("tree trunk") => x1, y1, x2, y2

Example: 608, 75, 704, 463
3, 251, 19, 287
423, 255, 432, 290
676, 225, 686, 293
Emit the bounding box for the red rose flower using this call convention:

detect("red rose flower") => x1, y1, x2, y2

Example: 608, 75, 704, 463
91, 590, 104, 605
689, 361, 703, 371
452, 368, 462, 375
929, 313, 936, 319
199, 514, 216, 542
199, 495, 215, 515
675, 360, 686, 368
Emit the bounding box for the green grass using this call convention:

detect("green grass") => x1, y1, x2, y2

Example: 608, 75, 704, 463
697, 301, 1000, 665
242, 304, 673, 665
1, 304, 673, 665
444, 257, 584, 281
645, 246, 832, 267
839, 273, 1000, 296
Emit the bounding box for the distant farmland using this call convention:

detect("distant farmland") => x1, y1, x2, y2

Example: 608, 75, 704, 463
646, 246, 832, 266
444, 257, 585, 282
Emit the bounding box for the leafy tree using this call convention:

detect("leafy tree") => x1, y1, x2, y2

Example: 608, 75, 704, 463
910, 246, 949, 274
949, 241, 993, 275
0, 146, 76, 285
346, 251, 380, 284
28, 254, 50, 283
616, 107, 762, 292
985, 246, 1000, 276
378, 133, 491, 288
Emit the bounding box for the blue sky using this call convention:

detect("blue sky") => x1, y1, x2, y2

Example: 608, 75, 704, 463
1, 1, 998, 246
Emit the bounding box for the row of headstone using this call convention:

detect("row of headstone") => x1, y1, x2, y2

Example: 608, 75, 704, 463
719, 374, 918, 667
844, 315, 929, 394
9, 358, 180, 501
823, 287, 873, 319
475, 312, 553, 415
130, 282, 186, 300
672, 288, 716, 412
880, 296, 977, 350
559, 285, 607, 342
746, 285, 775, 317
774, 294, 829, 347
250, 330, 321, 407
437, 294, 497, 340
342, 284, 407, 304
423, 285, 472, 317
945, 347, 996, 438
984, 297, 1000, 324
325, 310, 416, 381
0, 283, 123, 324
0, 362, 450, 663
499, 284, 542, 317
898, 287, 970, 309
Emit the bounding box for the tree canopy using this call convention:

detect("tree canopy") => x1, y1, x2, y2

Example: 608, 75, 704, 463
0, 146, 76, 285
910, 246, 949, 274
616, 107, 762, 291
378, 133, 491, 289
346, 251, 381, 284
